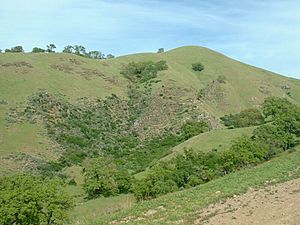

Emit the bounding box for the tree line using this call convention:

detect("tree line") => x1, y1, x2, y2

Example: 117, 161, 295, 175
0, 44, 114, 59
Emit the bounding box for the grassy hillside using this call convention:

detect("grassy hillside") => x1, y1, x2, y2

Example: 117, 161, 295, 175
1, 46, 300, 225
163, 126, 255, 160
0, 46, 300, 174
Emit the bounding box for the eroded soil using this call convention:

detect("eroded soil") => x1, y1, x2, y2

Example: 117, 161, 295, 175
194, 178, 300, 225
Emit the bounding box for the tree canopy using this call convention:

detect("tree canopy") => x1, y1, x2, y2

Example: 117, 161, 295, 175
0, 174, 74, 225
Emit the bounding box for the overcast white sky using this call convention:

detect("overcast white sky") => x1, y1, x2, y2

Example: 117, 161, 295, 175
1, 0, 300, 78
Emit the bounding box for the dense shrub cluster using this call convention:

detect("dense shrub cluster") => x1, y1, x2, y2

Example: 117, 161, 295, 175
192, 62, 204, 72
121, 60, 168, 83
133, 97, 300, 200
220, 108, 265, 128
179, 120, 210, 140
83, 157, 132, 198
132, 135, 269, 200
0, 174, 73, 225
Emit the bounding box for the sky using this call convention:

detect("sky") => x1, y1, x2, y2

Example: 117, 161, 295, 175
1, 0, 300, 78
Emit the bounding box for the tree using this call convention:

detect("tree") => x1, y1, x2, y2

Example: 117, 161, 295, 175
83, 157, 132, 198
32, 47, 45, 53
106, 54, 115, 59
121, 60, 168, 83
253, 124, 296, 152
5, 46, 24, 53
262, 97, 292, 119
62, 45, 73, 53
157, 48, 164, 53
0, 49, 2, 53
87, 50, 103, 59
220, 108, 265, 128
221, 136, 268, 173
0, 174, 73, 225
46, 44, 56, 53
192, 62, 204, 71
73, 45, 86, 56
180, 120, 210, 140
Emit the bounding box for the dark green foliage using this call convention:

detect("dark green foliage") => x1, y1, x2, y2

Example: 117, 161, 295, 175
262, 97, 293, 119
252, 124, 295, 153
192, 62, 204, 72
83, 157, 132, 198
220, 108, 265, 128
133, 135, 270, 200
86, 50, 104, 59
5, 46, 24, 53
106, 54, 115, 59
121, 60, 168, 83
32, 47, 46, 53
179, 120, 210, 140
221, 136, 268, 173
46, 44, 56, 53
62, 45, 73, 53
62, 45, 106, 59
157, 48, 164, 53
0, 174, 73, 225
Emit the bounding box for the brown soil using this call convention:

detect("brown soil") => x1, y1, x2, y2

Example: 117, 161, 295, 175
194, 178, 300, 225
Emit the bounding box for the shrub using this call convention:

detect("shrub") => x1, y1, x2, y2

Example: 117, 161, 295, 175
220, 108, 265, 128
83, 157, 133, 198
180, 120, 210, 140
5, 46, 24, 53
32, 47, 45, 53
192, 62, 204, 72
157, 48, 164, 53
121, 60, 168, 83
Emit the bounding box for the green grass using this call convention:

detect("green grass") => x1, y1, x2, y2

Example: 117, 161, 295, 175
0, 121, 56, 158
163, 126, 255, 160
69, 194, 135, 225
90, 146, 300, 225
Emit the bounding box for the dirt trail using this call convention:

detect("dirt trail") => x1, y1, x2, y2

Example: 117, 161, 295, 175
194, 178, 300, 225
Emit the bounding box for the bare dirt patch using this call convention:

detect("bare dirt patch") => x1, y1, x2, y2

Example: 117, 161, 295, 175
194, 178, 300, 225
1, 61, 34, 74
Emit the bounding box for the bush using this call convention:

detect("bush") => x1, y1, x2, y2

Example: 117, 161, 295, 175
83, 157, 133, 198
0, 174, 73, 225
121, 60, 168, 83
221, 136, 268, 173
32, 47, 45, 53
192, 62, 204, 72
220, 108, 265, 128
5, 46, 24, 53
262, 97, 293, 119
180, 120, 210, 140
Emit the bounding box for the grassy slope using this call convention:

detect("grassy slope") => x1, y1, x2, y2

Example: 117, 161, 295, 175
0, 46, 299, 173
135, 126, 255, 179
89, 146, 300, 225
163, 126, 255, 160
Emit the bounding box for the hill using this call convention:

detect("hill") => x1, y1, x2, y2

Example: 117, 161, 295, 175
1, 46, 300, 225
1, 46, 299, 174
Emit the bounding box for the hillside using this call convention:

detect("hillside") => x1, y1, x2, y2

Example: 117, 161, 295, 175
1, 46, 300, 225
76, 145, 300, 225
1, 46, 300, 175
